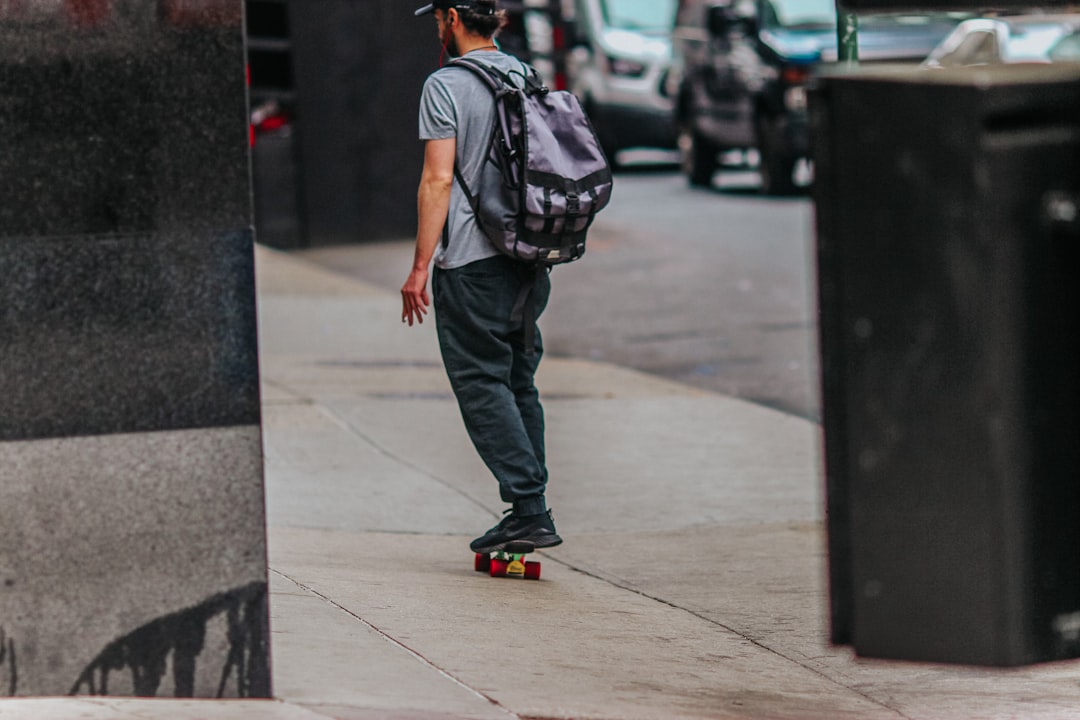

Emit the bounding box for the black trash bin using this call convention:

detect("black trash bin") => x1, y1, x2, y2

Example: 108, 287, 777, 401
812, 63, 1080, 666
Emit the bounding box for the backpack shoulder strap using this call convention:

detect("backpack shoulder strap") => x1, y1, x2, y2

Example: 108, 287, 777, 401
439, 58, 503, 250
441, 56, 538, 252
447, 56, 508, 92
444, 56, 517, 208
450, 56, 545, 95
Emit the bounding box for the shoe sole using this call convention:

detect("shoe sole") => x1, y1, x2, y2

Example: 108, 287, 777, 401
472, 534, 562, 554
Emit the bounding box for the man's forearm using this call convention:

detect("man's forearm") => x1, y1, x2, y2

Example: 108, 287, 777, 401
413, 137, 456, 270
414, 173, 452, 270
413, 185, 448, 270
400, 173, 450, 326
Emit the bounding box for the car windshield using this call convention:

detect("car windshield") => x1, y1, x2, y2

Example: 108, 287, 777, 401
601, 0, 677, 32
860, 12, 972, 28
1004, 24, 1073, 61
1049, 30, 1080, 61
928, 20, 1080, 66
763, 2, 969, 31
764, 0, 835, 29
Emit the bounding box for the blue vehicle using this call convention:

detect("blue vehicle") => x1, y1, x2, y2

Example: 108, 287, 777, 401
670, 0, 966, 194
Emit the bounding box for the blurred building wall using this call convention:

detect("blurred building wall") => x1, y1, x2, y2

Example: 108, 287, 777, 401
250, 0, 433, 248
247, 0, 568, 249
0, 0, 270, 696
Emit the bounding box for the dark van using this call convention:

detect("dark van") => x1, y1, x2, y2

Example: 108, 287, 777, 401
670, 0, 965, 194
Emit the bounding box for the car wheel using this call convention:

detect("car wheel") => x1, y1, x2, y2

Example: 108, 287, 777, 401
601, 139, 622, 171
584, 97, 621, 170
756, 114, 798, 196
678, 120, 718, 188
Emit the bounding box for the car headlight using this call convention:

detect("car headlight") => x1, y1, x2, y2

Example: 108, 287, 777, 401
785, 86, 808, 111
607, 55, 647, 78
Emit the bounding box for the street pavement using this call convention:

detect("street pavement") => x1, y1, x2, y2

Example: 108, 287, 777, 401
5, 244, 1080, 719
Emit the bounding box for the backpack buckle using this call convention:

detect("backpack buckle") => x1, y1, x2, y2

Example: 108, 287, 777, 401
566, 192, 581, 214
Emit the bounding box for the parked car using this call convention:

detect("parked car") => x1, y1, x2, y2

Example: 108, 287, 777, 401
670, 0, 967, 194
922, 14, 1080, 68
566, 0, 679, 163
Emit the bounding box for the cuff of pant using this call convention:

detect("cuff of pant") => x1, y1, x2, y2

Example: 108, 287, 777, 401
513, 496, 547, 517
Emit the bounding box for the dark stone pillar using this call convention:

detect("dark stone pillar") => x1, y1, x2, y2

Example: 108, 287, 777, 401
0, 0, 270, 697
287, 0, 430, 245
813, 63, 1080, 666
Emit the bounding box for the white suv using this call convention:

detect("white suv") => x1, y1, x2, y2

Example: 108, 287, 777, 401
567, 0, 679, 164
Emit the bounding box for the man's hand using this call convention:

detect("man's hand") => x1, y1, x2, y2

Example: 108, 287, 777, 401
401, 267, 430, 326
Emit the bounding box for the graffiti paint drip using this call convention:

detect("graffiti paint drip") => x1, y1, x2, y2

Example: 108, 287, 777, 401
69, 581, 268, 698
0, 627, 16, 696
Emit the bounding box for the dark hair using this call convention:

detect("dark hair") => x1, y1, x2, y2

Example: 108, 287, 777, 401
458, 0, 507, 38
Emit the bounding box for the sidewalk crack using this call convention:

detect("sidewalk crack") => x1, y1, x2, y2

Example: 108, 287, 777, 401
313, 403, 503, 521
261, 375, 502, 521
270, 568, 521, 720
542, 558, 914, 720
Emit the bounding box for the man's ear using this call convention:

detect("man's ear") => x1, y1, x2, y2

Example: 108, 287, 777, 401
447, 8, 458, 26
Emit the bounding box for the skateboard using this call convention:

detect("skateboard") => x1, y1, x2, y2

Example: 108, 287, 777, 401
474, 540, 542, 580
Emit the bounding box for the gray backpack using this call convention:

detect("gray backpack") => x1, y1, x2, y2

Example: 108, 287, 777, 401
449, 56, 613, 266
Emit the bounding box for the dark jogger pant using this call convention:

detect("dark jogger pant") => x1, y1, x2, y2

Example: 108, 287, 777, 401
432, 255, 551, 517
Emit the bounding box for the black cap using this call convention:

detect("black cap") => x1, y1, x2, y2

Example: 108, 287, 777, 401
414, 0, 494, 16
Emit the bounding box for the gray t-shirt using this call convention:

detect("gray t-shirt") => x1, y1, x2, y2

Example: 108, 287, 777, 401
418, 51, 526, 270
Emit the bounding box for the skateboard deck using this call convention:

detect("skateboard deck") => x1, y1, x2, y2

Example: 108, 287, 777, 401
474, 540, 542, 580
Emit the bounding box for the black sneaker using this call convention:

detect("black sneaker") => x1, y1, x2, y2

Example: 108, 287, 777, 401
470, 509, 563, 553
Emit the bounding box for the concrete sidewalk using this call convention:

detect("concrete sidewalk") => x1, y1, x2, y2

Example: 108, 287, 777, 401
4, 245, 1080, 719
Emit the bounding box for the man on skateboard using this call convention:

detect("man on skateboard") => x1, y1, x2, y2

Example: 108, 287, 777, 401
402, 0, 562, 554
